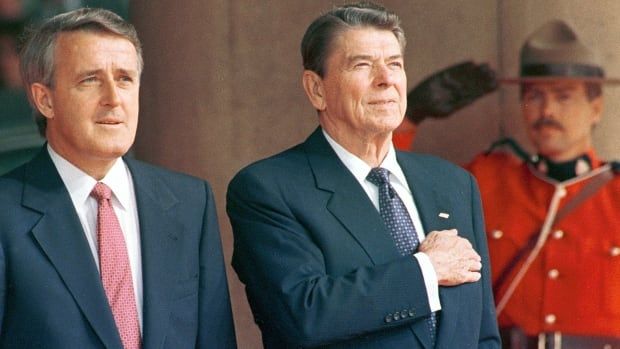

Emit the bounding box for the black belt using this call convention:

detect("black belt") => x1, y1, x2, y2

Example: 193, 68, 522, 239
500, 327, 620, 349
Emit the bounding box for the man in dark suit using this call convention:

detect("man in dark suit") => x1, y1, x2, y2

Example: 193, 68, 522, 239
0, 8, 236, 348
227, 3, 500, 348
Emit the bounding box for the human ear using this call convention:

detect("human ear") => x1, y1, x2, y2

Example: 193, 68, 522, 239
30, 83, 55, 119
590, 96, 604, 124
302, 70, 326, 111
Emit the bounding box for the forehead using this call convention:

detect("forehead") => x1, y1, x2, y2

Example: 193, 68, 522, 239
329, 27, 402, 59
54, 31, 138, 71
523, 81, 587, 94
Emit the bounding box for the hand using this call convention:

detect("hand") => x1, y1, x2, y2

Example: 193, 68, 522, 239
419, 229, 482, 286
406, 61, 497, 124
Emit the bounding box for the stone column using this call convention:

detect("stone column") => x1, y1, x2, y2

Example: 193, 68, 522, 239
127, 1, 620, 347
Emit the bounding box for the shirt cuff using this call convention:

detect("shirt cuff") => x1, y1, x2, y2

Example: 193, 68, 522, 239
414, 252, 441, 312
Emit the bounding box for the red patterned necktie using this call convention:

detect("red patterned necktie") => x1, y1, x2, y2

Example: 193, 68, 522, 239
91, 182, 141, 349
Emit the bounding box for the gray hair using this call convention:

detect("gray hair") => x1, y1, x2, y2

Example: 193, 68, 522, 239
301, 2, 406, 77
19, 8, 143, 136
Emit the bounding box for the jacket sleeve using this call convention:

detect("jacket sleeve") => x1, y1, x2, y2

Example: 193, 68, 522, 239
0, 238, 5, 335
227, 169, 434, 347
469, 174, 501, 348
197, 181, 237, 348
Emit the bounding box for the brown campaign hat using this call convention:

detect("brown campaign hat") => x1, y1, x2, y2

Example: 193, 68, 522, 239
500, 20, 620, 84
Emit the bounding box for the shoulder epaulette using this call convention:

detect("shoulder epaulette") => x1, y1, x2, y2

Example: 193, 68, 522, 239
484, 137, 536, 164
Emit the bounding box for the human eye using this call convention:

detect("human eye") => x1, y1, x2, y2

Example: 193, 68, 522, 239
557, 92, 571, 102
388, 60, 404, 70
117, 73, 136, 87
119, 75, 134, 83
353, 61, 371, 69
79, 75, 98, 85
524, 91, 542, 103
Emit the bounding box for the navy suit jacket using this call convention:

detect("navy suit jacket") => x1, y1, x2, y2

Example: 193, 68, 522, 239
0, 148, 236, 348
227, 128, 500, 348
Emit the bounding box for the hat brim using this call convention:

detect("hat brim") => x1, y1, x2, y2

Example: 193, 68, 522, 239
500, 76, 620, 85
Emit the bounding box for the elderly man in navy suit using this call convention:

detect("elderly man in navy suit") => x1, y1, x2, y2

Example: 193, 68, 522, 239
227, 2, 500, 348
0, 8, 236, 348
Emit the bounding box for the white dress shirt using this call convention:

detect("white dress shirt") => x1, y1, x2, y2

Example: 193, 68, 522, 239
48, 145, 144, 331
323, 130, 441, 312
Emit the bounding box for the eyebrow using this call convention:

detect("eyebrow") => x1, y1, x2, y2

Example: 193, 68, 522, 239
347, 54, 403, 63
117, 68, 138, 77
76, 69, 101, 78
551, 86, 577, 94
526, 85, 578, 94
76, 68, 138, 78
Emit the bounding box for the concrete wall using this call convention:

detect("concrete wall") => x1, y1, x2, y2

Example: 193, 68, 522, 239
496, 0, 620, 158
402, 0, 499, 163
129, 1, 620, 347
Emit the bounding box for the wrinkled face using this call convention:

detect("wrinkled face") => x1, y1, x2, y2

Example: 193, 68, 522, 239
35, 30, 140, 174
307, 27, 407, 142
522, 81, 602, 161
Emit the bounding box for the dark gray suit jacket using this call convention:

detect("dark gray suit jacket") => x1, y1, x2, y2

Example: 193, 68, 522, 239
0, 148, 237, 348
227, 128, 500, 348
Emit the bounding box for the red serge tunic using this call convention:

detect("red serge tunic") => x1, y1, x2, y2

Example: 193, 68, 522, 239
467, 150, 620, 337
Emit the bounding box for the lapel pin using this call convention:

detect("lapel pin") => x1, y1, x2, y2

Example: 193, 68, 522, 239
438, 212, 450, 219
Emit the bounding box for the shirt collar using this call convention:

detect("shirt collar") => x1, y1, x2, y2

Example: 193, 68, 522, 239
322, 129, 410, 189
47, 144, 132, 210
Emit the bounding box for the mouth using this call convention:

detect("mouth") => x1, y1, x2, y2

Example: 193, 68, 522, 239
368, 98, 396, 104
533, 124, 562, 132
368, 99, 397, 106
96, 120, 123, 127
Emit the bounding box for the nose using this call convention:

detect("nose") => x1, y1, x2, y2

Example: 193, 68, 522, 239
101, 79, 122, 107
541, 95, 558, 119
374, 63, 396, 87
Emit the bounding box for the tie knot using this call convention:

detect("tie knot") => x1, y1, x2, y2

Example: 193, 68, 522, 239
367, 167, 390, 187
91, 182, 112, 202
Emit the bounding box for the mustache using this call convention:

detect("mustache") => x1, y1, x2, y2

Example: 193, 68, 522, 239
532, 118, 564, 130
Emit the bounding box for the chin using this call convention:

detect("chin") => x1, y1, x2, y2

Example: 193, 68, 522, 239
368, 124, 396, 135
376, 116, 402, 129
536, 144, 563, 158
96, 143, 132, 159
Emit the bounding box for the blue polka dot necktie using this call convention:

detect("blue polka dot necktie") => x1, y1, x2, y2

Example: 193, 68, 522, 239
367, 167, 437, 347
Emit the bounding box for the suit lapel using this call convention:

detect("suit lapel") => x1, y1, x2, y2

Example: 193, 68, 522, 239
304, 133, 463, 348
397, 152, 461, 348
397, 153, 454, 233
23, 149, 122, 349
125, 159, 183, 349
304, 129, 401, 265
